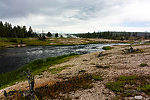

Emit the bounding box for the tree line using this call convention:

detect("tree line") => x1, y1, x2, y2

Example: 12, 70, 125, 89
74, 31, 150, 40
0, 21, 37, 38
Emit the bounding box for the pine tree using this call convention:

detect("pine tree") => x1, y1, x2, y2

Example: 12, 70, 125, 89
47, 32, 52, 37
55, 33, 58, 38
28, 26, 33, 37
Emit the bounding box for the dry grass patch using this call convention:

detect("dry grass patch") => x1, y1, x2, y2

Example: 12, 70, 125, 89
49, 65, 74, 74
5, 74, 103, 99
13, 74, 94, 99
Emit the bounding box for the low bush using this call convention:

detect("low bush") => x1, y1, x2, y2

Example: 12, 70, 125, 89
102, 46, 113, 50
140, 63, 148, 67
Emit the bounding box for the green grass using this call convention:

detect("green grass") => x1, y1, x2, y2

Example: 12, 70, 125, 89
0, 41, 16, 47
106, 75, 150, 98
106, 81, 125, 92
0, 37, 74, 47
140, 63, 148, 67
139, 84, 150, 94
0, 38, 18, 47
92, 75, 103, 81
106, 76, 138, 93
23, 38, 50, 46
0, 38, 51, 47
0, 53, 79, 90
0, 37, 129, 47
118, 75, 138, 81
102, 46, 113, 50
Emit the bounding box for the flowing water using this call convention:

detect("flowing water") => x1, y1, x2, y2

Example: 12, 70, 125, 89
0, 43, 127, 74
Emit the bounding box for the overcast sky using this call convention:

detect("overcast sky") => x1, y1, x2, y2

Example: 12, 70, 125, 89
0, 0, 150, 33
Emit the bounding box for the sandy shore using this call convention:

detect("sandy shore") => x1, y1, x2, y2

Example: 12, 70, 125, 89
0, 44, 150, 99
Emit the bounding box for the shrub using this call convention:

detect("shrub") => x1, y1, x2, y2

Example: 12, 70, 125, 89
9, 38, 18, 43
102, 46, 113, 50
140, 63, 148, 67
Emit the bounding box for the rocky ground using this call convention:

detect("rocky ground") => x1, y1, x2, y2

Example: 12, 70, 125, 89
0, 44, 150, 100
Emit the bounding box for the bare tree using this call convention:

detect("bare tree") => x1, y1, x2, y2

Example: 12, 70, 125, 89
129, 44, 134, 53
23, 70, 35, 99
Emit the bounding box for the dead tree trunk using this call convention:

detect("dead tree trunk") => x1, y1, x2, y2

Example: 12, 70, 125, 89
129, 45, 134, 53
23, 70, 35, 100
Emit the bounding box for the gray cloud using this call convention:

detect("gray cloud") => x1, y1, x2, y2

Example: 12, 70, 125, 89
0, 0, 150, 32
0, 0, 119, 19
0, 0, 62, 18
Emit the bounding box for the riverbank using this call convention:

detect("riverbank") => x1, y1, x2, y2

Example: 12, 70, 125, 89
0, 37, 128, 48
1, 43, 150, 99
0, 54, 79, 90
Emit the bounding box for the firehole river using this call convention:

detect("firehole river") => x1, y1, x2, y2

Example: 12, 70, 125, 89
0, 43, 127, 74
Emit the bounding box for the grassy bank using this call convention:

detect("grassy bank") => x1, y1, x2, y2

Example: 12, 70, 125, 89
0, 53, 79, 90
0, 38, 50, 47
0, 37, 128, 47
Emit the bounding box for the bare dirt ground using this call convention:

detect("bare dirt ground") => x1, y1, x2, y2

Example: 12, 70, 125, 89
0, 44, 150, 99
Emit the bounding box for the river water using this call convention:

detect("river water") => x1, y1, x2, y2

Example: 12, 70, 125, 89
0, 43, 126, 74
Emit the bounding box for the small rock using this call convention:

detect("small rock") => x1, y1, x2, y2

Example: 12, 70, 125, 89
134, 96, 142, 99
15, 82, 19, 84
78, 70, 86, 73
83, 59, 88, 61
98, 52, 103, 57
